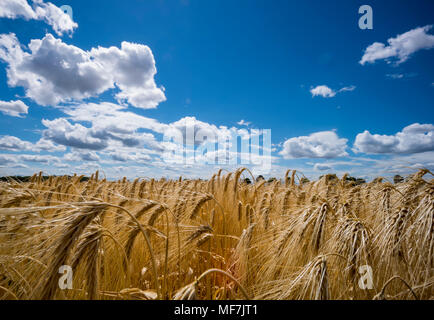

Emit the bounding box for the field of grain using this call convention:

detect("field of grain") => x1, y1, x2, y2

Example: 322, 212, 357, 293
0, 168, 432, 300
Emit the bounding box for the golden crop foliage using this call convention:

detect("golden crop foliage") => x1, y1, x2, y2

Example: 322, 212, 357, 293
0, 168, 432, 300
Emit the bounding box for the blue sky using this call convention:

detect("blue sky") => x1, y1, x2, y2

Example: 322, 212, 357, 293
0, 0, 433, 180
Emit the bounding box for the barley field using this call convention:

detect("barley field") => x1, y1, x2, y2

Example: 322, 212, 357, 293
0, 168, 432, 300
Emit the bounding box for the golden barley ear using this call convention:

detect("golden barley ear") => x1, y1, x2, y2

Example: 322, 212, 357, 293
36, 203, 108, 300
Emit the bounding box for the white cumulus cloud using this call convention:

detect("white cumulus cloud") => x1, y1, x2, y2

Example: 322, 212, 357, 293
360, 25, 434, 65
353, 123, 434, 154
0, 99, 28, 117
279, 130, 348, 159
310, 85, 356, 98
314, 163, 333, 171
168, 116, 232, 146
41, 118, 108, 150
91, 41, 166, 109
310, 85, 336, 98
0, 0, 78, 36
64, 151, 100, 162
0, 135, 65, 152
0, 33, 166, 109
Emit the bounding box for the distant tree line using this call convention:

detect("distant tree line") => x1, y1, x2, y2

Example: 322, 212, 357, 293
0, 175, 90, 182
241, 173, 409, 186
1, 174, 410, 185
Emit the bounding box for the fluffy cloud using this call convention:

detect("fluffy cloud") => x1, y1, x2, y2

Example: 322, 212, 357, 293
0, 0, 35, 18
63, 102, 167, 136
0, 136, 33, 151
310, 85, 336, 98
0, 135, 65, 152
353, 123, 434, 154
108, 151, 152, 163
32, 138, 66, 152
360, 25, 434, 65
0, 33, 113, 106
41, 118, 108, 150
0, 99, 28, 117
91, 42, 166, 109
341, 152, 434, 179
0, 34, 166, 108
0, 98, 268, 175
310, 85, 356, 98
0, 154, 17, 165
167, 116, 232, 146
279, 130, 348, 159
37, 102, 169, 155
0, 153, 62, 167
314, 163, 332, 171
39, 104, 265, 172
63, 102, 166, 152
19, 154, 58, 163
64, 151, 100, 162
0, 0, 77, 36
